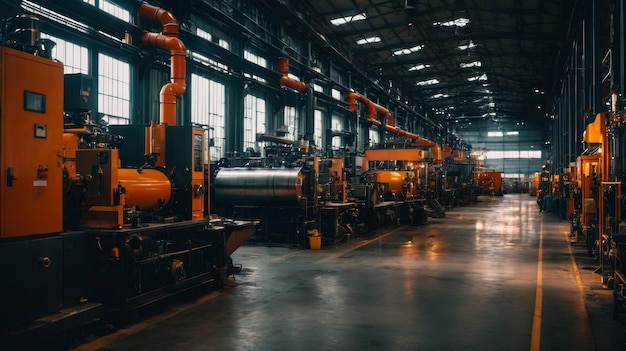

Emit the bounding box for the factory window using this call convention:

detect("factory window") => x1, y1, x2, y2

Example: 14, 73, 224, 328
98, 53, 130, 124
332, 89, 342, 100
243, 50, 267, 83
191, 52, 229, 72
331, 114, 343, 149
314, 109, 323, 148
99, 0, 130, 22
369, 128, 379, 147
243, 94, 266, 151
244, 50, 267, 67
486, 150, 541, 159
283, 106, 297, 141
196, 28, 230, 50
41, 34, 89, 74
83, 0, 130, 22
191, 74, 225, 161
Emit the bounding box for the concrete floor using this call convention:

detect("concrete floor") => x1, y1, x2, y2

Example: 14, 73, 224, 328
74, 194, 626, 351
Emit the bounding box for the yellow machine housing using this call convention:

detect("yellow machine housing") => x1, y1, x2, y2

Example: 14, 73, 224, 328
0, 47, 64, 238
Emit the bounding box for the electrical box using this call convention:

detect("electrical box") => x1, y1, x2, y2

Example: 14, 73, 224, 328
64, 73, 93, 112
0, 47, 64, 238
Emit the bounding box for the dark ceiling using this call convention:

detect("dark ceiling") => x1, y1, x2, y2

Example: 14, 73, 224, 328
270, 0, 576, 129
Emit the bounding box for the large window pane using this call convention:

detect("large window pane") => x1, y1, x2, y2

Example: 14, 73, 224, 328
98, 53, 130, 124
41, 34, 89, 74
191, 74, 226, 161
244, 95, 266, 151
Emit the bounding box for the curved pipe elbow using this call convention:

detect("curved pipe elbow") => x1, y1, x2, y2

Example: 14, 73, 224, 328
138, 3, 179, 36
279, 76, 307, 93
277, 57, 307, 93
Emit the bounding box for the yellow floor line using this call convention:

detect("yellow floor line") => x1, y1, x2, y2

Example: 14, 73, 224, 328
530, 219, 543, 351
316, 230, 397, 264
564, 231, 589, 317
270, 249, 304, 263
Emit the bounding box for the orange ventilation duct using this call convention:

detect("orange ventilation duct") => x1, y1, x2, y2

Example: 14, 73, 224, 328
137, 3, 186, 126
137, 3, 179, 36
346, 92, 436, 147
278, 58, 307, 93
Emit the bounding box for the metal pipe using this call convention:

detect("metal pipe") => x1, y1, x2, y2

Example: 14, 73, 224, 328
140, 32, 186, 126
278, 57, 307, 93
136, 2, 186, 126
347, 91, 437, 147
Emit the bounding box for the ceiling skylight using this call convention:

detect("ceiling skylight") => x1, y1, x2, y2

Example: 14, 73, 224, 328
458, 40, 476, 50
392, 45, 423, 56
416, 79, 439, 86
460, 61, 481, 68
432, 93, 449, 98
467, 73, 488, 82
433, 18, 470, 27
408, 64, 430, 71
330, 13, 366, 26
357, 36, 381, 45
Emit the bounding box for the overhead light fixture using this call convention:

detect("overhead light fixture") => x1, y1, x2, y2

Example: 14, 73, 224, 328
393, 45, 423, 56
330, 13, 366, 26
458, 40, 476, 50
356, 36, 381, 45
468, 73, 488, 82
460, 61, 481, 68
431, 93, 449, 98
408, 64, 430, 71
433, 18, 470, 27
416, 78, 439, 86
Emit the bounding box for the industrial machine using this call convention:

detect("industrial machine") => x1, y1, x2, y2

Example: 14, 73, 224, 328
473, 168, 504, 196
0, 5, 256, 349
211, 83, 460, 247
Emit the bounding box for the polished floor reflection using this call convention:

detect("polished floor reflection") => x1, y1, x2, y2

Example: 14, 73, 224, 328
75, 194, 626, 351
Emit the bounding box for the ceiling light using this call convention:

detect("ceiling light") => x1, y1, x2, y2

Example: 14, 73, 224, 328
393, 45, 423, 56
431, 93, 449, 98
467, 73, 488, 81
458, 40, 476, 50
408, 64, 430, 71
356, 36, 381, 45
460, 61, 481, 68
416, 79, 439, 86
330, 13, 366, 26
506, 131, 519, 135
433, 18, 470, 27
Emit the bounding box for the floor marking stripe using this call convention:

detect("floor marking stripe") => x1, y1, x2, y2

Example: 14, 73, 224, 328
530, 219, 543, 351
564, 231, 589, 317
316, 229, 397, 264
270, 250, 303, 263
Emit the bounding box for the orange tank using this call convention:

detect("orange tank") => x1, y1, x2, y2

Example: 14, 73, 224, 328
375, 170, 407, 194
118, 169, 171, 210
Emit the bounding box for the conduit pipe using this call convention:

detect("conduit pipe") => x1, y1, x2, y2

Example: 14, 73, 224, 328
346, 92, 436, 147
278, 57, 307, 93
137, 2, 186, 126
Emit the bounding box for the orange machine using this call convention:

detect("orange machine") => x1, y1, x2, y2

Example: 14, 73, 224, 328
473, 169, 503, 196
0, 46, 64, 238
531, 172, 541, 196
577, 112, 608, 225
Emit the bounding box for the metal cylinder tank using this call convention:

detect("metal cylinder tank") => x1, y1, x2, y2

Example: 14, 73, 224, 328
213, 167, 306, 207
118, 169, 172, 210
